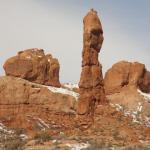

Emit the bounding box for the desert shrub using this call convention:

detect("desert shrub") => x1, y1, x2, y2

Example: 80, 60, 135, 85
34, 131, 52, 142
0, 127, 27, 150
86, 140, 113, 150
112, 130, 119, 139
15, 128, 26, 135
125, 144, 150, 150
3, 136, 26, 150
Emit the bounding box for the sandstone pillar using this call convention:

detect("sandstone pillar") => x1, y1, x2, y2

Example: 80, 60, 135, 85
77, 9, 106, 115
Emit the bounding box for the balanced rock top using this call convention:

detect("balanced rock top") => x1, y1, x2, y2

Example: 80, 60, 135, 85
3, 48, 61, 87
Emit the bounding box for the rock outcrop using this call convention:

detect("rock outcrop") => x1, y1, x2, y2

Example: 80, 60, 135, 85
104, 61, 150, 94
0, 76, 78, 132
0, 76, 76, 112
77, 9, 106, 115
0, 76, 79, 136
3, 48, 61, 87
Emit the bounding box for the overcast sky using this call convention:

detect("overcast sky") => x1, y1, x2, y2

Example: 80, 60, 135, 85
0, 0, 150, 83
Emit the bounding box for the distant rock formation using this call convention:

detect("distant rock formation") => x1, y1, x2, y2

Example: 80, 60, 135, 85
104, 61, 150, 94
77, 9, 106, 115
3, 48, 61, 87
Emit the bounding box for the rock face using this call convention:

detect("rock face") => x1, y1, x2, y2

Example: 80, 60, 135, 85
77, 9, 106, 115
3, 48, 61, 87
140, 71, 150, 93
0, 76, 76, 117
104, 61, 150, 94
0, 76, 78, 135
0, 76, 76, 112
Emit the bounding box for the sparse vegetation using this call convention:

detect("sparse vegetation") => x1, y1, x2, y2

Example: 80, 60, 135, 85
14, 128, 26, 135
34, 131, 52, 142
125, 144, 150, 150
86, 140, 114, 150
0, 127, 27, 150
3, 137, 25, 150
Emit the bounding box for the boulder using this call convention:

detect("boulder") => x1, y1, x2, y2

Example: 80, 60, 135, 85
3, 48, 61, 87
104, 61, 150, 94
77, 9, 106, 115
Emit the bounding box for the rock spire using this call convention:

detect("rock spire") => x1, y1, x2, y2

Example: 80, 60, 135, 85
77, 9, 106, 115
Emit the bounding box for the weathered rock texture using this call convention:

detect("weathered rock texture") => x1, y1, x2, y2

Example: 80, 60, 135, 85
1, 77, 149, 144
104, 61, 150, 94
140, 71, 150, 93
0, 76, 77, 133
77, 9, 106, 115
3, 48, 61, 87
0, 76, 76, 112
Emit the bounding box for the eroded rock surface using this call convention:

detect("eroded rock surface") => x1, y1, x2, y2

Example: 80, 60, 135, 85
104, 61, 150, 126
104, 61, 150, 94
77, 9, 106, 115
0, 76, 76, 114
140, 71, 150, 93
3, 48, 61, 87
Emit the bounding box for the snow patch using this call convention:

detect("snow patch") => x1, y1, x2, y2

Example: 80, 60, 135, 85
110, 102, 143, 124
46, 85, 79, 100
26, 116, 50, 130
26, 56, 31, 59
28, 81, 79, 100
20, 134, 28, 140
66, 142, 90, 150
0, 123, 14, 134
110, 103, 124, 112
52, 139, 57, 143
37, 118, 49, 129
137, 89, 150, 101
34, 117, 49, 130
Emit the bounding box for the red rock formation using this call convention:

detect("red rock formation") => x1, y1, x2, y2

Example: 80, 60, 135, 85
77, 9, 106, 115
104, 61, 150, 94
0, 76, 79, 136
3, 48, 61, 87
0, 76, 77, 114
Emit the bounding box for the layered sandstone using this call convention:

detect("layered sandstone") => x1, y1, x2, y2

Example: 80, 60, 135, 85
3, 48, 61, 87
104, 61, 150, 94
77, 9, 106, 115
0, 76, 76, 112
